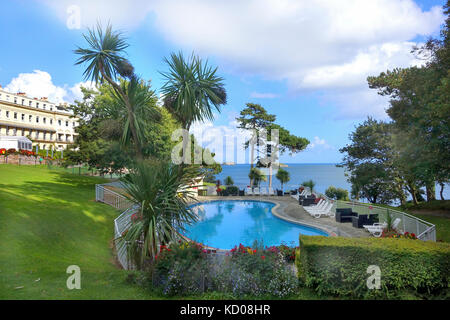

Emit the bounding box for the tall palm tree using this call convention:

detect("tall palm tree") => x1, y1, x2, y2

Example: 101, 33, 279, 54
160, 52, 227, 131
108, 78, 160, 152
74, 23, 144, 158
118, 161, 198, 269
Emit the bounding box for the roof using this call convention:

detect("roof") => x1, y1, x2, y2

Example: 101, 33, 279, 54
0, 135, 32, 143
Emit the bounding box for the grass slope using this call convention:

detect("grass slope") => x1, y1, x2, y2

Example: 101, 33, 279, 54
0, 164, 155, 299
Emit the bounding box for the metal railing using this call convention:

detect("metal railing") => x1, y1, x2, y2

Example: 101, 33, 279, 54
335, 201, 436, 241
95, 184, 132, 210
114, 205, 138, 270
300, 186, 436, 241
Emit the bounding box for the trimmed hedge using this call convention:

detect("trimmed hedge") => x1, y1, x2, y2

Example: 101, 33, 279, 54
296, 236, 450, 298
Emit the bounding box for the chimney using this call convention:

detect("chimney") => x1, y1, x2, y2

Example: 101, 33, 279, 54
41, 97, 48, 101
17, 92, 26, 96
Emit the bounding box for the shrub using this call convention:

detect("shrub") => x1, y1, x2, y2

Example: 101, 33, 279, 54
152, 241, 209, 296
296, 236, 450, 298
325, 186, 349, 200
225, 186, 239, 196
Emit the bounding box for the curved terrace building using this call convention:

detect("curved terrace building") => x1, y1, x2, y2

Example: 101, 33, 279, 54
0, 85, 78, 150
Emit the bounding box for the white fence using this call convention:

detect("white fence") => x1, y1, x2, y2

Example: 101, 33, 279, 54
95, 183, 135, 269
95, 184, 133, 211
114, 205, 138, 270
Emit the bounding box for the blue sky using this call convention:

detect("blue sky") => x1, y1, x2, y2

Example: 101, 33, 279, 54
0, 0, 446, 163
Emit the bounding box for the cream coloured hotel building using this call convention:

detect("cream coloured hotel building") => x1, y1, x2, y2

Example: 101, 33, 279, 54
0, 85, 78, 150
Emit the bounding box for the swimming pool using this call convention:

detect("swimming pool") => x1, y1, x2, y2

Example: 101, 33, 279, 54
182, 200, 328, 249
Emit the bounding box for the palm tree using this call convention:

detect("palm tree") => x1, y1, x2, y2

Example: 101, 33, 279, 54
160, 51, 227, 131
276, 168, 290, 192
224, 176, 234, 186
118, 161, 198, 269
302, 179, 316, 193
249, 168, 267, 189
108, 78, 160, 152
74, 23, 144, 158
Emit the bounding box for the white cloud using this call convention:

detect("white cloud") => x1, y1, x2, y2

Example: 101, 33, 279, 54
4, 70, 95, 104
250, 92, 279, 99
307, 136, 333, 150
40, 0, 445, 118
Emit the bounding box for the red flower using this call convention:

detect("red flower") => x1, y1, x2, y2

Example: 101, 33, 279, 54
261, 256, 265, 260
253, 249, 257, 253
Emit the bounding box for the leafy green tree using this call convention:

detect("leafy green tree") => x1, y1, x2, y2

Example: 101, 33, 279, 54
236, 103, 308, 187
367, 2, 450, 201
118, 161, 198, 269
325, 186, 349, 201
275, 168, 290, 192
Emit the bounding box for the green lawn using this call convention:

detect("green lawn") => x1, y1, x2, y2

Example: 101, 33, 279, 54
0, 164, 157, 299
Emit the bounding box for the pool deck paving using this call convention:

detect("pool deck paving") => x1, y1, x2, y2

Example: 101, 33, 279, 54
196, 195, 369, 239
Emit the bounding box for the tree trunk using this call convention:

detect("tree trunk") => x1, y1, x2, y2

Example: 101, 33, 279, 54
425, 182, 436, 202
268, 163, 272, 189
439, 183, 445, 200
406, 183, 418, 205
249, 135, 255, 187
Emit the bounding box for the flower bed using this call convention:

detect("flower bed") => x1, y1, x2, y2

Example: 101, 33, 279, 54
143, 241, 298, 298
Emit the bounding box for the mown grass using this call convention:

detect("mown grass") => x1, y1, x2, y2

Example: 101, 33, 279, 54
0, 164, 157, 299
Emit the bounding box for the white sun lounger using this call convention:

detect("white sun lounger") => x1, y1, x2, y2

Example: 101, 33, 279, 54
307, 203, 333, 218
305, 200, 327, 213
268, 187, 275, 196
260, 188, 268, 196
245, 187, 253, 196
363, 218, 401, 238
253, 188, 260, 196
305, 199, 325, 211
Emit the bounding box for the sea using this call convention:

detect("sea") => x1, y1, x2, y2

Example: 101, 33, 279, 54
215, 163, 450, 201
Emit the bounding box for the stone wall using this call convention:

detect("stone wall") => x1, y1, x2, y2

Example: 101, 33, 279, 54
0, 154, 40, 165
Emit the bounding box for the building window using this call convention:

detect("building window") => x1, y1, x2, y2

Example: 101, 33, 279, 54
36, 116, 39, 123
21, 114, 25, 121
50, 119, 53, 125
29, 115, 32, 122
29, 101, 32, 107
43, 104, 46, 110
22, 99, 25, 105
43, 118, 46, 124
66, 121, 69, 127
58, 120, 61, 126
14, 97, 17, 104
36, 103, 39, 108
14, 112, 17, 119
6, 111, 9, 118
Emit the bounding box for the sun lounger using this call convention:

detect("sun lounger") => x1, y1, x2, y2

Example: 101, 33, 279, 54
253, 188, 260, 196
260, 188, 268, 196
363, 218, 401, 237
245, 187, 253, 196
306, 203, 333, 218
268, 187, 275, 196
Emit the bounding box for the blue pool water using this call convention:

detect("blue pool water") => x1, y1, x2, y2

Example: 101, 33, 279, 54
182, 200, 328, 249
